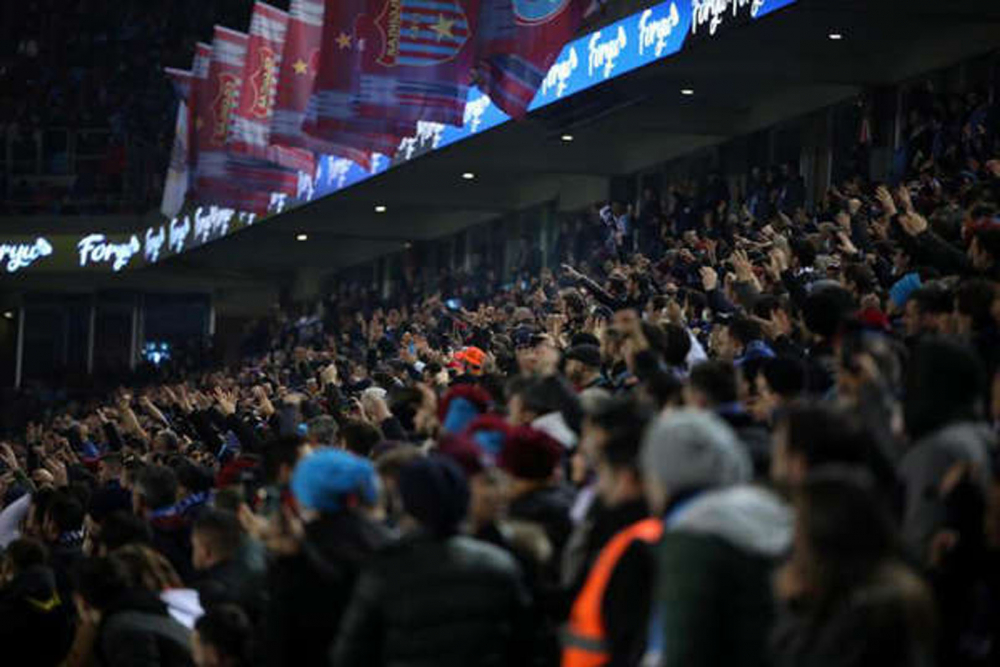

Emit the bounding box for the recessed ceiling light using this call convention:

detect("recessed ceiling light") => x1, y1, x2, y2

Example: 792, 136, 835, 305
375, 205, 387, 213
296, 233, 308, 241
681, 88, 695, 96
828, 32, 843, 40
561, 134, 574, 142
462, 172, 475, 180
2, 311, 12, 320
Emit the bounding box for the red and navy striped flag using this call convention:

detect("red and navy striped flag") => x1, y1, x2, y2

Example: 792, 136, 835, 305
271, 0, 376, 169
192, 27, 274, 214
350, 0, 481, 127
474, 0, 585, 117
228, 1, 315, 175
302, 0, 415, 155
187, 43, 213, 172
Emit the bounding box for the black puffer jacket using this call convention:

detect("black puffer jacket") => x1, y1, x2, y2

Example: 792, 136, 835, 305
508, 484, 575, 567
331, 532, 532, 667
96, 590, 193, 667
263, 511, 390, 667
0, 565, 74, 666
194, 557, 265, 621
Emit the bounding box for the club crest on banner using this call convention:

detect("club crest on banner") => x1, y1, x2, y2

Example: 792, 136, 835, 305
372, 0, 470, 67
212, 73, 242, 145
513, 0, 571, 25
249, 46, 279, 119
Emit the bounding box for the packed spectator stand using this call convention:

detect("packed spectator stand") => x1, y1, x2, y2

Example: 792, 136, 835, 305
3, 0, 1000, 665
0, 55, 998, 666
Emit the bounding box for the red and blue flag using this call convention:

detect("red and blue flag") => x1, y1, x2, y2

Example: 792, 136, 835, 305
229, 2, 315, 175
352, 0, 480, 126
474, 0, 585, 117
271, 0, 375, 169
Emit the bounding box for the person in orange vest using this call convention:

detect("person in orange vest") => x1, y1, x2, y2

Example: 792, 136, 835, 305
562, 397, 656, 667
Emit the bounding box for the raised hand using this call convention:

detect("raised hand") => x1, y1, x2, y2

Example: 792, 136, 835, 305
895, 185, 915, 214
0, 443, 20, 472
837, 231, 859, 256
770, 246, 789, 274
44, 456, 68, 487
214, 387, 238, 416
731, 249, 755, 283
875, 185, 897, 217
699, 266, 719, 292
262, 504, 305, 556
899, 212, 929, 237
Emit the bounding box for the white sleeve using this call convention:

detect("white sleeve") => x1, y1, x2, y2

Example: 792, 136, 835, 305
0, 492, 31, 549
685, 329, 709, 369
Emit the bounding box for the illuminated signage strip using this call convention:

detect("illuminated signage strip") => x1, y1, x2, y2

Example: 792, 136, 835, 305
1, 0, 796, 275
0, 238, 53, 273
0, 207, 259, 275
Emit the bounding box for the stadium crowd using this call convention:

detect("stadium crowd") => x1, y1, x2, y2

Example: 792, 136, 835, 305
0, 0, 251, 214
1, 83, 1000, 667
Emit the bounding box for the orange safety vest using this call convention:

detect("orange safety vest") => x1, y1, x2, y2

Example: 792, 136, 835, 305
561, 517, 663, 667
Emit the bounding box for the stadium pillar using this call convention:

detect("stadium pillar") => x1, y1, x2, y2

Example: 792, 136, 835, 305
868, 86, 899, 183
13, 308, 24, 390
86, 297, 95, 375
128, 294, 143, 371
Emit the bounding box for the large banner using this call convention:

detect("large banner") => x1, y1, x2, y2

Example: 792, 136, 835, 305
474, 0, 586, 117
187, 43, 213, 172
196, 26, 299, 213
302, 0, 415, 155
228, 2, 316, 174
350, 0, 481, 126
271, 0, 375, 167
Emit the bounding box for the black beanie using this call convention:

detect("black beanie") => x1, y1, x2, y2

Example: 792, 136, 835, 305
398, 456, 470, 537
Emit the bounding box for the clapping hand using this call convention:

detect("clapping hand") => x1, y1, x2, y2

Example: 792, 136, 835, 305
213, 387, 238, 416
875, 185, 896, 217
0, 443, 20, 472
699, 266, 719, 292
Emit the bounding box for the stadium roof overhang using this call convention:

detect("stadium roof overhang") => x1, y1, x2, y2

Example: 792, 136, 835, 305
3, 0, 1000, 299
